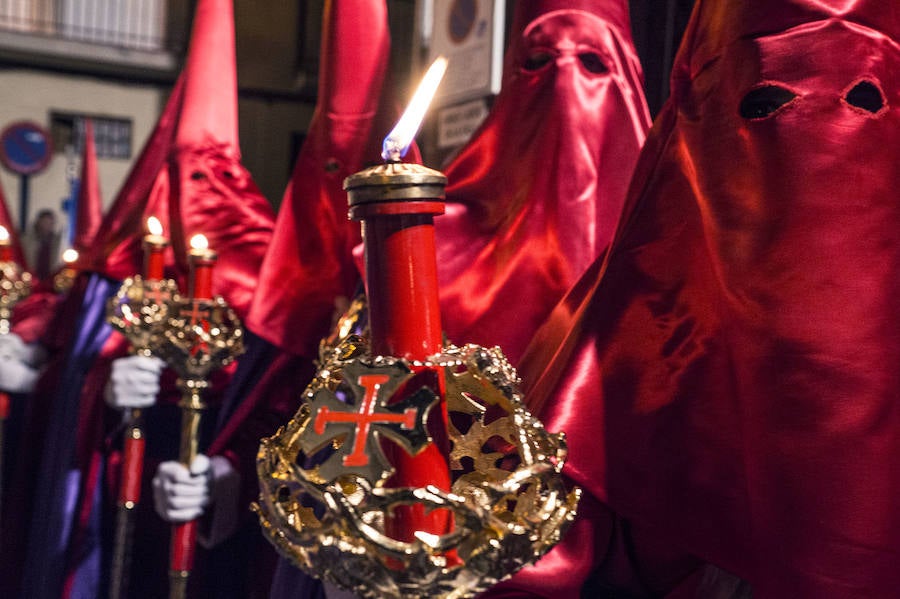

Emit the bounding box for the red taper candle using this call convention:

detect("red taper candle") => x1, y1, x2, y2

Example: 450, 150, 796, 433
345, 161, 452, 542
143, 216, 168, 281
187, 234, 216, 300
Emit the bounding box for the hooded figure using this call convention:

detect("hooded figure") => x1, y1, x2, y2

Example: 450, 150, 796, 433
4, 0, 275, 596
212, 0, 392, 471
518, 0, 900, 596
155, 2, 402, 596
0, 121, 104, 494
436, 0, 651, 365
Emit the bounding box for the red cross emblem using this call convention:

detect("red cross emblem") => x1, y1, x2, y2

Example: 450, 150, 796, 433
300, 360, 438, 483
178, 298, 211, 357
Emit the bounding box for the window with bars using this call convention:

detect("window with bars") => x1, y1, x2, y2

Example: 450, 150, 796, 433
0, 0, 167, 51
50, 112, 132, 159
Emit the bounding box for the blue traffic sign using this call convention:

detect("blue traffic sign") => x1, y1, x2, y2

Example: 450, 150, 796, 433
0, 121, 52, 175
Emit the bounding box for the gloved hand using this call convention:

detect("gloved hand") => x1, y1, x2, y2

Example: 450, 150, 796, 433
0, 333, 27, 360
104, 355, 165, 409
153, 454, 212, 523
0, 356, 39, 394
0, 333, 46, 367
153, 453, 241, 547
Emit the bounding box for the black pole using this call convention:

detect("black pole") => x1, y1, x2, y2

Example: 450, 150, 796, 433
18, 174, 28, 232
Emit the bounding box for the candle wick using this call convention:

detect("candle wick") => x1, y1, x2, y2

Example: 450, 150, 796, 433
381, 137, 404, 163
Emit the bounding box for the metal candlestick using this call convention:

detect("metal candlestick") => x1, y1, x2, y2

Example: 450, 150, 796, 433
106, 274, 179, 599
152, 290, 243, 599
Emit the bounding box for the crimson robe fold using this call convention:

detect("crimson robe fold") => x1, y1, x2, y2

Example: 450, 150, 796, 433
519, 1, 900, 597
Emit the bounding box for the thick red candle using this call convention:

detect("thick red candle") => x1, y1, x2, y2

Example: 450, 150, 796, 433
346, 162, 452, 543
187, 234, 216, 300
143, 217, 168, 281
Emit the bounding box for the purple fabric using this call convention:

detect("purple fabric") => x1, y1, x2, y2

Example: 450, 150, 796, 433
69, 460, 104, 599
22, 274, 116, 599
269, 558, 326, 599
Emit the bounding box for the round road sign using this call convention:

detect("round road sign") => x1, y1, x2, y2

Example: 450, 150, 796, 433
0, 121, 53, 175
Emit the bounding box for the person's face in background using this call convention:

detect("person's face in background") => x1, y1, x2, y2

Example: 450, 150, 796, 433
35, 212, 56, 237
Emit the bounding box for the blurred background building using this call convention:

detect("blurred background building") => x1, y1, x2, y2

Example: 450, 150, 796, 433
0, 0, 693, 243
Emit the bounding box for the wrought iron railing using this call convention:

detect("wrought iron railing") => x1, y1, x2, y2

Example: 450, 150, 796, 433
0, 0, 169, 52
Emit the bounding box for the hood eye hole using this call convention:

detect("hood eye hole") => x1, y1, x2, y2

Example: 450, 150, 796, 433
222, 170, 235, 179
845, 80, 885, 113
739, 85, 797, 119
190, 171, 206, 181
523, 51, 553, 71
578, 53, 607, 74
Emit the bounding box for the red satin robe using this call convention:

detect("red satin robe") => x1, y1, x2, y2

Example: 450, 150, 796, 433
518, 1, 900, 596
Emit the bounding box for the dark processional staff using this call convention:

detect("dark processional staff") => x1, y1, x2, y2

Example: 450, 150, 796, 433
254, 57, 579, 598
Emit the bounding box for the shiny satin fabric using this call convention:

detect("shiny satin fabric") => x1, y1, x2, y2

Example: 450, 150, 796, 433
90, 75, 184, 280
245, 0, 390, 357
209, 2, 401, 596
436, 0, 650, 366
519, 1, 900, 597
167, 141, 275, 318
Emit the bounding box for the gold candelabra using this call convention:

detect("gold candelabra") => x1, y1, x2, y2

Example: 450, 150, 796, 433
255, 318, 580, 599
106, 275, 244, 599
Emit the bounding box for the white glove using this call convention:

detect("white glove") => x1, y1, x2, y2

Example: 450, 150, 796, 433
153, 454, 241, 548
0, 356, 39, 394
153, 454, 212, 522
0, 333, 46, 367
104, 355, 165, 409
0, 333, 26, 360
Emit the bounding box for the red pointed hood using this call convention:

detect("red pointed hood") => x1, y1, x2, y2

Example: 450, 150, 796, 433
175, 0, 238, 152
435, 0, 651, 365
72, 120, 103, 255
166, 0, 273, 318
0, 179, 26, 267
93, 0, 274, 319
519, 0, 900, 595
245, 0, 391, 356
89, 76, 184, 280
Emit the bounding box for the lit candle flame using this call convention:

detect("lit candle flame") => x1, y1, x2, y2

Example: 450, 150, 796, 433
0, 226, 8, 242
62, 248, 79, 264
147, 216, 163, 236
189, 234, 209, 250
382, 56, 448, 162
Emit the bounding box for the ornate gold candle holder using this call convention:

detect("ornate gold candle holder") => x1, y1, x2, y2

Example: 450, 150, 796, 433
152, 291, 243, 599
255, 315, 580, 599
107, 275, 180, 353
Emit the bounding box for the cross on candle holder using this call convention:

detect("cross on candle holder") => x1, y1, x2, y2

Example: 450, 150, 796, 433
301, 361, 438, 483
107, 276, 180, 351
